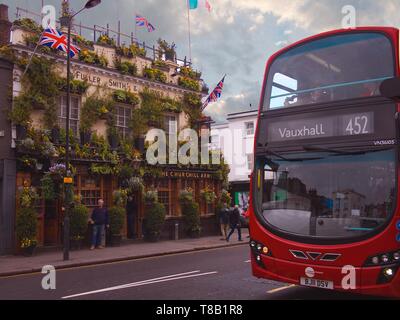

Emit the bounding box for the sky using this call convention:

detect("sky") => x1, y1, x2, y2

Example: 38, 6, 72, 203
3, 0, 400, 123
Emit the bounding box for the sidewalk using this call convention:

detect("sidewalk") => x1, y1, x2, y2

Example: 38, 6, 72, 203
0, 230, 249, 277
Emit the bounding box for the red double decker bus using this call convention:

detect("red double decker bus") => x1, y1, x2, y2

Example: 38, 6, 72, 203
250, 27, 400, 298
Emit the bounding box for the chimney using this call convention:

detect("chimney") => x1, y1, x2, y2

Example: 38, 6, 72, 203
0, 4, 11, 46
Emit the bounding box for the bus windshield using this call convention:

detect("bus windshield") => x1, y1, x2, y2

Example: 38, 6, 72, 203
260, 148, 396, 240
264, 32, 395, 110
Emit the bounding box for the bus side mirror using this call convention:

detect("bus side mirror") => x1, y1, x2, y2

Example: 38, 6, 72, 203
380, 78, 400, 101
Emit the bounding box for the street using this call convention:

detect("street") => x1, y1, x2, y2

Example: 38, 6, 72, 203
0, 245, 381, 300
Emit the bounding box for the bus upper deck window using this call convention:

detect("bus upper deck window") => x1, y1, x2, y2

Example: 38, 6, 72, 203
270, 73, 298, 109
265, 32, 395, 110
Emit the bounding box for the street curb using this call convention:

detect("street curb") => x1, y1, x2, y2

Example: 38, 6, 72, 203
0, 242, 248, 278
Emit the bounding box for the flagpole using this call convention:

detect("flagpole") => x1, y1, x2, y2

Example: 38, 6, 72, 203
186, 0, 192, 64
22, 32, 44, 77
134, 12, 137, 43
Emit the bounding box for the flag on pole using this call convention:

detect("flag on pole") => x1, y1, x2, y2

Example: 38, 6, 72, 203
136, 14, 156, 32
189, 0, 198, 10
39, 27, 80, 58
202, 75, 226, 110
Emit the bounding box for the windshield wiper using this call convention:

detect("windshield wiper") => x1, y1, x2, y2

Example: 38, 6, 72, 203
302, 145, 367, 156
302, 145, 393, 156
265, 149, 323, 162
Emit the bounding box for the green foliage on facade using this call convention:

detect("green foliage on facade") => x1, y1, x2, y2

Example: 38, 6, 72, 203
112, 90, 140, 106
114, 58, 138, 76
143, 67, 167, 83
9, 56, 60, 129
178, 77, 200, 91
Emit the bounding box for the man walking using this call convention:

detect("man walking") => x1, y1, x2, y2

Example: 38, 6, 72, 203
89, 199, 109, 250
226, 205, 243, 242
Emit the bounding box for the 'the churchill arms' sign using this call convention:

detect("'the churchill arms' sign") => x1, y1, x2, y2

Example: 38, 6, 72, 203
267, 112, 374, 142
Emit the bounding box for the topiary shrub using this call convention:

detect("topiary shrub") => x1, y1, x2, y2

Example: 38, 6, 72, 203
108, 206, 126, 236
181, 200, 201, 237
144, 202, 166, 242
16, 207, 38, 249
179, 188, 201, 237
70, 204, 89, 241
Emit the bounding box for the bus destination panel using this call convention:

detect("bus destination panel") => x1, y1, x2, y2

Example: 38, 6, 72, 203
267, 112, 374, 142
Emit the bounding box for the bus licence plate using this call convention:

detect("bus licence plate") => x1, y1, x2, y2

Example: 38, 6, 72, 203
300, 277, 334, 290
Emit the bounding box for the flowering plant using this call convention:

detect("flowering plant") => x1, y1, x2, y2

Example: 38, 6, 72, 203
179, 188, 194, 204
200, 187, 217, 204
19, 137, 35, 150
144, 190, 158, 203
49, 163, 66, 176
20, 238, 37, 249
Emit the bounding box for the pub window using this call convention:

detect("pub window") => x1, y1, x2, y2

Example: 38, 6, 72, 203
247, 154, 253, 171
59, 95, 80, 137
114, 105, 132, 139
80, 176, 102, 208
245, 121, 254, 136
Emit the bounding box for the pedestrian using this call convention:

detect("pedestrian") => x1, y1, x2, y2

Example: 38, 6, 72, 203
226, 205, 243, 242
126, 195, 138, 239
89, 199, 109, 250
219, 203, 230, 240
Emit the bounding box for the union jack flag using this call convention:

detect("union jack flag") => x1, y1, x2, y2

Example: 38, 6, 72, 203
39, 27, 80, 58
203, 75, 226, 110
136, 14, 156, 32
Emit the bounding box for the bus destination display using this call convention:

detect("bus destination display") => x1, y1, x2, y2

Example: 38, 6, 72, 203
267, 112, 374, 142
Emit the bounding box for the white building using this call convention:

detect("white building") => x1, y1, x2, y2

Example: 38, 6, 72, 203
211, 110, 258, 208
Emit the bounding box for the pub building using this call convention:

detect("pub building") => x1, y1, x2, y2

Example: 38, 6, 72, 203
0, 4, 227, 254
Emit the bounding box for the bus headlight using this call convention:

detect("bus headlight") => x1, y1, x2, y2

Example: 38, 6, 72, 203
383, 268, 394, 277
377, 265, 399, 284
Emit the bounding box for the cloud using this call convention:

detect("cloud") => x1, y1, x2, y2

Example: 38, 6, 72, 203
6, 0, 400, 123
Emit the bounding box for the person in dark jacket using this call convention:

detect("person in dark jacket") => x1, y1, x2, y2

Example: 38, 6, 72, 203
89, 199, 109, 250
219, 203, 230, 240
226, 205, 243, 242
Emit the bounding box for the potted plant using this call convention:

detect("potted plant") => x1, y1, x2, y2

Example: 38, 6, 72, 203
108, 206, 126, 246
201, 187, 217, 204
108, 189, 128, 246
143, 201, 166, 242
40, 173, 58, 201
179, 188, 201, 238
157, 39, 176, 61
69, 203, 89, 250
16, 186, 39, 256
